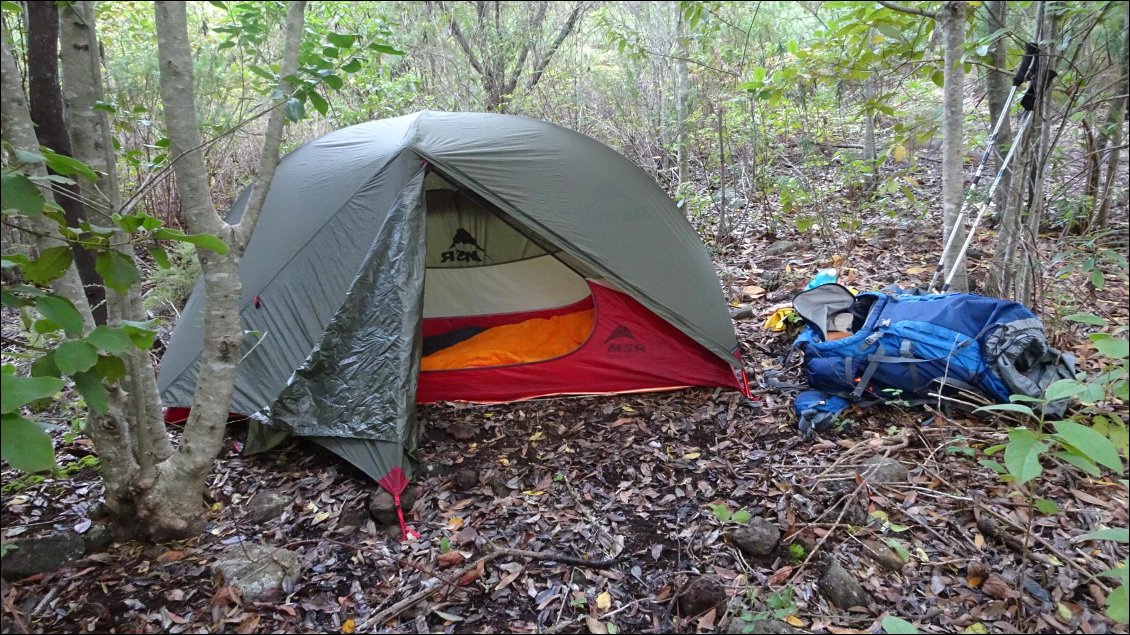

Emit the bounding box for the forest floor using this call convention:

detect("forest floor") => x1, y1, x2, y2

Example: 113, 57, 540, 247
2, 159, 1128, 634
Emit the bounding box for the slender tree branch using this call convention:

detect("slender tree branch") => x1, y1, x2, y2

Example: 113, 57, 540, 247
232, 1, 305, 250
524, 2, 586, 92
876, 0, 938, 20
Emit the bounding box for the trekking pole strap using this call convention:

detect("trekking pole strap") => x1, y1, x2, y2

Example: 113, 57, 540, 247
1013, 42, 1039, 87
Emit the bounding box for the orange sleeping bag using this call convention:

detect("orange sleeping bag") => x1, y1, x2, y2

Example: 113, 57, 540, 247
421, 309, 595, 370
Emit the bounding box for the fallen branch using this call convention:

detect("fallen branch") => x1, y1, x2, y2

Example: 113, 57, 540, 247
363, 545, 627, 629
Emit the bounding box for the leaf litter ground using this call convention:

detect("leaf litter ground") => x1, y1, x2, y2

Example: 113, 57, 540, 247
2, 174, 1128, 634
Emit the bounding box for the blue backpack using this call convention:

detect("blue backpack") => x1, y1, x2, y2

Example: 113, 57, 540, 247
784, 284, 1076, 435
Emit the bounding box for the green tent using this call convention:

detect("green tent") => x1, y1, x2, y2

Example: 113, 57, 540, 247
158, 111, 745, 485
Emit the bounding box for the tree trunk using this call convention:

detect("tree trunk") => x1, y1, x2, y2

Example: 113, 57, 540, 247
1092, 94, 1125, 230
1016, 5, 1058, 307
144, 0, 306, 539
675, 3, 689, 185
940, 1, 968, 291
25, 1, 106, 324
0, 26, 94, 330
862, 75, 878, 190
1092, 9, 1127, 231
983, 0, 1017, 297
58, 1, 175, 498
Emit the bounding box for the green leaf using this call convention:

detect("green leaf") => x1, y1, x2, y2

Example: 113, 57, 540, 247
119, 320, 159, 349
1091, 268, 1105, 290
85, 325, 134, 354
1064, 313, 1106, 326
93, 354, 126, 382
1, 171, 46, 217
978, 458, 1006, 474
0, 414, 56, 472
35, 295, 84, 336
323, 74, 344, 90
1053, 421, 1124, 472
0, 374, 65, 413
308, 90, 329, 115
55, 340, 98, 375
884, 537, 911, 562
148, 245, 171, 269
341, 58, 362, 73
284, 97, 305, 122
931, 69, 944, 88
1054, 450, 1101, 477
975, 403, 1036, 418
1091, 336, 1129, 360
153, 228, 230, 254
95, 251, 140, 294
881, 615, 919, 634
369, 43, 405, 55
1107, 583, 1128, 624
41, 149, 97, 182
731, 509, 752, 524
1004, 428, 1047, 485
72, 371, 109, 415
30, 351, 61, 378
327, 32, 355, 48
1035, 498, 1058, 515
709, 503, 732, 522
1080, 528, 1130, 544
1044, 378, 1086, 402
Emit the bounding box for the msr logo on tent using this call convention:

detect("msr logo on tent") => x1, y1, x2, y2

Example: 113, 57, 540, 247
605, 324, 645, 353
441, 228, 485, 263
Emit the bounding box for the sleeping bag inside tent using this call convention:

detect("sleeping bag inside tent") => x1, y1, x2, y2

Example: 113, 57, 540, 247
157, 111, 747, 489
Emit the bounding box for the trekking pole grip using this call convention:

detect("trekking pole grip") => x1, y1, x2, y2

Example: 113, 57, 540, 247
1013, 42, 1038, 87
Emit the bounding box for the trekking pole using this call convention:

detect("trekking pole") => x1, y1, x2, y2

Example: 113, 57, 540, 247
940, 107, 1034, 292
927, 43, 1039, 293
941, 44, 1056, 293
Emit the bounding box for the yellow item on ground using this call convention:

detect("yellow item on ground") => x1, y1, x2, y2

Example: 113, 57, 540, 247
421, 309, 596, 370
765, 307, 795, 332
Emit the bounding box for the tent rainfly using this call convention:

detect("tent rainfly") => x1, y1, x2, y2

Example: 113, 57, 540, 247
158, 111, 748, 497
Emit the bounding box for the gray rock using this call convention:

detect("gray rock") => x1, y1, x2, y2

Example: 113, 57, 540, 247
858, 456, 909, 485
727, 618, 802, 634
731, 517, 781, 557
417, 461, 454, 478
368, 488, 417, 527
712, 188, 747, 210
210, 543, 300, 602
82, 523, 114, 554
765, 240, 803, 257
677, 575, 727, 616
452, 469, 479, 491
337, 504, 370, 529
246, 490, 290, 524
818, 560, 871, 609
1, 531, 86, 581
729, 304, 755, 320
860, 539, 907, 571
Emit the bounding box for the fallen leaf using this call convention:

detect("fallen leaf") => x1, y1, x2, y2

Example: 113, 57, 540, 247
784, 615, 805, 627
682, 452, 701, 460
981, 573, 1014, 600
156, 550, 189, 564
436, 551, 466, 569
447, 516, 464, 530
596, 591, 612, 611
312, 511, 331, 524
341, 618, 356, 634
906, 266, 929, 275
585, 616, 608, 634
529, 430, 544, 441
235, 614, 261, 634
